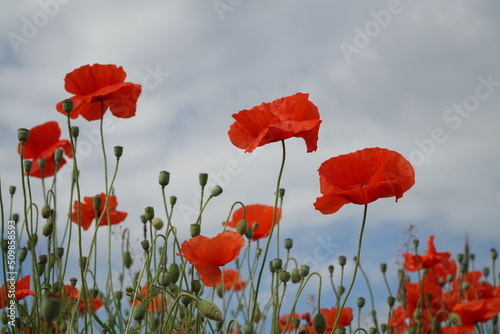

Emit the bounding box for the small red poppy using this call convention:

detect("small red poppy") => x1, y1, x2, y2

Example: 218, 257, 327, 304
217, 269, 246, 291
403, 235, 453, 272
71, 193, 127, 230
18, 121, 73, 178
223, 204, 282, 241
55, 64, 142, 121
314, 147, 415, 214
178, 231, 245, 287
228, 92, 321, 153
309, 307, 353, 333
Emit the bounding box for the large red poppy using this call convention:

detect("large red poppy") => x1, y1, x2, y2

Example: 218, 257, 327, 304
223, 204, 282, 241
178, 231, 245, 287
0, 275, 34, 308
71, 193, 127, 230
314, 147, 415, 214
228, 92, 321, 153
55, 64, 142, 121
18, 121, 73, 178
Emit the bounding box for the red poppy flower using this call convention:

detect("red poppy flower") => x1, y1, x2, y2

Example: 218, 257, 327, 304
57, 285, 103, 314
309, 307, 353, 333
71, 193, 127, 230
178, 231, 245, 287
55, 64, 142, 121
442, 299, 500, 334
133, 285, 168, 313
18, 121, 73, 178
223, 204, 282, 241
228, 92, 321, 153
403, 235, 453, 272
0, 275, 34, 308
314, 147, 415, 214
216, 269, 246, 291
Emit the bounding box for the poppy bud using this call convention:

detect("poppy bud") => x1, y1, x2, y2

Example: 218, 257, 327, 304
133, 305, 146, 322
114, 146, 123, 158
144, 206, 154, 221
170, 196, 177, 205
457, 253, 464, 264
290, 268, 301, 283
210, 185, 223, 197
446, 273, 454, 283
272, 258, 283, 271
37, 262, 46, 277
55, 247, 64, 258
491, 248, 498, 260
236, 219, 248, 235
413, 308, 423, 321
284, 238, 293, 250
412, 239, 419, 248
43, 219, 54, 237
357, 297, 366, 308
197, 299, 222, 321
17, 128, 29, 142
255, 248, 262, 257
19, 247, 28, 263
140, 214, 147, 224
181, 295, 191, 306
380, 324, 387, 333
280, 270, 291, 283
54, 148, 64, 164
93, 196, 102, 212
169, 263, 180, 284
42, 205, 52, 219
115, 291, 123, 300
380, 263, 387, 273
292, 317, 300, 329
190, 224, 201, 237
337, 285, 345, 297
313, 313, 326, 334
41, 294, 61, 322
243, 324, 254, 334
159, 171, 170, 187
191, 280, 202, 294
152, 217, 164, 230
38, 158, 46, 171
141, 240, 150, 251
338, 255, 347, 267
24, 160, 32, 173
461, 281, 470, 290
199, 173, 208, 187
408, 326, 417, 334
245, 227, 254, 240
300, 265, 310, 277
328, 265, 334, 275
369, 328, 377, 334
157, 271, 172, 287
448, 312, 462, 326
9, 186, 16, 195
216, 283, 224, 298
71, 126, 79, 139
61, 99, 74, 114
123, 251, 133, 268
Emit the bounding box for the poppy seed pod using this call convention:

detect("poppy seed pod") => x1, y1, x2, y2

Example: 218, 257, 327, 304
210, 185, 223, 197
9, 186, 16, 195
41, 204, 52, 219
387, 296, 395, 307
114, 146, 123, 158
380, 324, 388, 333
39, 255, 48, 265
170, 196, 177, 205
12, 213, 19, 223
38, 158, 46, 171
199, 173, 208, 187
169, 263, 180, 284
158, 171, 170, 187
19, 247, 28, 263
300, 265, 310, 277
380, 263, 387, 273
37, 262, 46, 277
181, 295, 192, 306
79, 257, 88, 270
190, 224, 201, 237
92, 196, 102, 212
141, 240, 150, 251
54, 148, 64, 164
284, 238, 293, 250
197, 299, 222, 321
17, 128, 29, 142
70, 277, 78, 287
328, 265, 334, 275
278, 188, 285, 199
313, 312, 326, 334
144, 206, 154, 221
491, 248, 498, 260
272, 258, 283, 271
483, 267, 490, 277
61, 99, 74, 114
243, 324, 254, 334
55, 247, 64, 259
279, 271, 291, 283
357, 297, 366, 308
290, 268, 301, 283
71, 126, 79, 139
338, 255, 347, 267
23, 160, 32, 173
41, 294, 61, 322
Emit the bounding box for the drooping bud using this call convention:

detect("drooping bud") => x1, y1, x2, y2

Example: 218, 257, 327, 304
169, 263, 180, 284
158, 171, 170, 187
313, 312, 326, 334
133, 306, 146, 322
61, 99, 74, 114
123, 251, 133, 269
197, 299, 222, 321
152, 217, 164, 230
41, 205, 52, 219
43, 219, 54, 237
448, 313, 462, 326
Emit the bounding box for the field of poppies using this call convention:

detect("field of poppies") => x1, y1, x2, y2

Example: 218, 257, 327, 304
1, 63, 499, 334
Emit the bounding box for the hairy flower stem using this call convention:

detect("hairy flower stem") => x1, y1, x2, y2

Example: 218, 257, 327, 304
249, 140, 286, 325
330, 204, 368, 334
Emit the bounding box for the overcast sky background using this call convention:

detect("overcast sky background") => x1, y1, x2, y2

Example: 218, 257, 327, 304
1, 0, 500, 327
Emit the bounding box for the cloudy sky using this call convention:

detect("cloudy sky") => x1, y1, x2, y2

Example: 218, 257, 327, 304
1, 0, 500, 325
